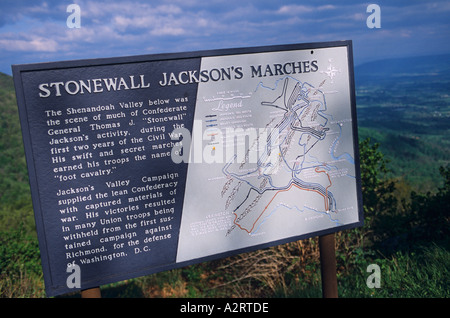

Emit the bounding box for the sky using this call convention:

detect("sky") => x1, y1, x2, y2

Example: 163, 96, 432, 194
0, 0, 449, 75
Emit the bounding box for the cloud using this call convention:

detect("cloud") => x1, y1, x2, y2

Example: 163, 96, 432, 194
0, 0, 449, 75
150, 26, 186, 36
0, 36, 58, 52
277, 4, 336, 15
277, 5, 315, 15
79, 1, 213, 38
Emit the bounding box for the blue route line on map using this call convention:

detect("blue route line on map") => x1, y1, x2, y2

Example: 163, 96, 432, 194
330, 122, 355, 165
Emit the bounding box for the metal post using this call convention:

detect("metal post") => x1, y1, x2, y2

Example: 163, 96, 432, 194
319, 233, 338, 298
81, 287, 101, 298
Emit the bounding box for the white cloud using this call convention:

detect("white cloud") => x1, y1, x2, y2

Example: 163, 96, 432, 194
150, 26, 186, 36
318, 5, 336, 11
0, 36, 58, 52
0, 0, 449, 75
80, 1, 196, 37
26, 2, 51, 14
277, 4, 336, 15
277, 5, 314, 15
154, 4, 183, 15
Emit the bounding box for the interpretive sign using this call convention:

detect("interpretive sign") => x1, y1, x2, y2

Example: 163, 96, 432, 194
12, 41, 363, 296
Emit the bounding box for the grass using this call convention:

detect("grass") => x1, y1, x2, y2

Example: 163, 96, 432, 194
271, 244, 449, 298
2, 225, 448, 298
342, 244, 449, 298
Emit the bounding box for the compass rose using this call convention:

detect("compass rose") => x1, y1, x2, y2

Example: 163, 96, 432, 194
321, 59, 340, 83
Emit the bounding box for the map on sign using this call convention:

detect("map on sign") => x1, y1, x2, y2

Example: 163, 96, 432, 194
224, 77, 338, 233
176, 46, 361, 262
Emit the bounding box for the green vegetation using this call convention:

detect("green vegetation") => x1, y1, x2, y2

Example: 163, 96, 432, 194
0, 66, 449, 298
0, 72, 32, 212
355, 56, 450, 191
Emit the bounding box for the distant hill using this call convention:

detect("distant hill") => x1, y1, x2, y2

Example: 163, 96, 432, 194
355, 53, 450, 84
354, 54, 450, 190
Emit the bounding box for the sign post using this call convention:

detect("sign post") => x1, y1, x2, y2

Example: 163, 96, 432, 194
319, 234, 338, 298
12, 41, 363, 297
81, 287, 101, 298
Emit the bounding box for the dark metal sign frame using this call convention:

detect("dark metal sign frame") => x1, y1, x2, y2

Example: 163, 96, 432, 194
12, 40, 363, 297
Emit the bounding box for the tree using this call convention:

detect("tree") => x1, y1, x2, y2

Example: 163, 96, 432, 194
358, 138, 397, 220
409, 165, 450, 242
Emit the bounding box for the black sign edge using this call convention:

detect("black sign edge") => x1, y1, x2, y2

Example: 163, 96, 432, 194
346, 40, 365, 227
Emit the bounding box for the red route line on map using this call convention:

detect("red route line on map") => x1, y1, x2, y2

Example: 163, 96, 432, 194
233, 166, 333, 234
314, 167, 332, 212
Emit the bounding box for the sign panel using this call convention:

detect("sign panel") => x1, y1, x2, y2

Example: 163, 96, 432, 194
12, 41, 363, 296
